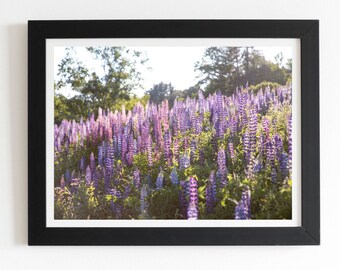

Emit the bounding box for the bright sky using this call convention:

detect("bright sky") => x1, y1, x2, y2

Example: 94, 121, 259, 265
54, 46, 292, 98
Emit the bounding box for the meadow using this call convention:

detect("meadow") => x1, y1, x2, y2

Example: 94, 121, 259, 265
54, 85, 292, 220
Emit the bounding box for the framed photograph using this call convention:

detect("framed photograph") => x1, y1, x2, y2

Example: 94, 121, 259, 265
28, 20, 319, 245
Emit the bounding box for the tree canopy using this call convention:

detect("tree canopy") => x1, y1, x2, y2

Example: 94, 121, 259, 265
195, 47, 291, 96
55, 47, 148, 123
146, 82, 174, 105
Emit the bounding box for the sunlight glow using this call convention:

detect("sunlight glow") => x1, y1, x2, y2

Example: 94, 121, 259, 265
54, 46, 292, 98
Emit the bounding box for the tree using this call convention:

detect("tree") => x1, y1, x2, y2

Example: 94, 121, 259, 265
146, 82, 174, 105
195, 47, 292, 96
285, 58, 293, 83
182, 85, 201, 98
54, 93, 71, 124
166, 85, 202, 107
195, 47, 244, 96
55, 47, 147, 122
167, 89, 185, 107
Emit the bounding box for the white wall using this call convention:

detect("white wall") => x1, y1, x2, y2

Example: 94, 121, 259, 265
0, 0, 338, 269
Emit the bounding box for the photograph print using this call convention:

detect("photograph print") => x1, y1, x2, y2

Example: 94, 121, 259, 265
53, 43, 294, 221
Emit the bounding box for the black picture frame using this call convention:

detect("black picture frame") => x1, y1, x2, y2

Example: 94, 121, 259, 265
28, 20, 319, 245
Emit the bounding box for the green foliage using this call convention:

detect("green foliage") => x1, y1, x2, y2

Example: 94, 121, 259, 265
195, 47, 292, 96
55, 47, 148, 124
248, 81, 282, 93
55, 182, 106, 219
146, 82, 174, 105
114, 94, 150, 112
145, 83, 202, 107
149, 186, 181, 219
54, 93, 76, 124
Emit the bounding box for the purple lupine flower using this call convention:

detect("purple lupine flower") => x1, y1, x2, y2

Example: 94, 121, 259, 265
217, 147, 228, 187
65, 169, 71, 185
108, 142, 115, 164
215, 92, 225, 138
133, 168, 140, 189
238, 93, 247, 128
121, 130, 128, 164
117, 133, 122, 158
215, 168, 221, 182
187, 201, 198, 220
280, 152, 289, 178
146, 136, 153, 167
55, 137, 61, 153
216, 119, 225, 139
259, 134, 267, 157
248, 109, 257, 156
101, 140, 107, 159
243, 131, 251, 164
195, 114, 203, 134
133, 139, 138, 155
170, 167, 179, 185
172, 117, 179, 137
206, 171, 217, 213
163, 129, 172, 165
172, 138, 179, 161
253, 158, 262, 174
198, 149, 205, 166
153, 116, 162, 149
113, 135, 118, 159
266, 139, 275, 166
262, 117, 270, 136
90, 152, 96, 174
104, 157, 112, 190
182, 136, 189, 150
235, 186, 251, 220
127, 133, 134, 154
288, 115, 292, 173
179, 153, 190, 170
228, 116, 237, 137
79, 156, 86, 172
85, 165, 92, 186
53, 85, 293, 219
95, 122, 104, 144
92, 168, 99, 189
107, 119, 113, 142
156, 168, 164, 190
273, 134, 283, 159
216, 91, 223, 116
228, 142, 235, 160
98, 145, 103, 166
188, 177, 198, 205
212, 105, 219, 128
180, 111, 189, 133
141, 121, 150, 151
187, 176, 198, 220
123, 184, 131, 198
126, 151, 134, 165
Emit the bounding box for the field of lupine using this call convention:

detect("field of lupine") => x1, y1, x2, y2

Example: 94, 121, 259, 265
54, 86, 292, 220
